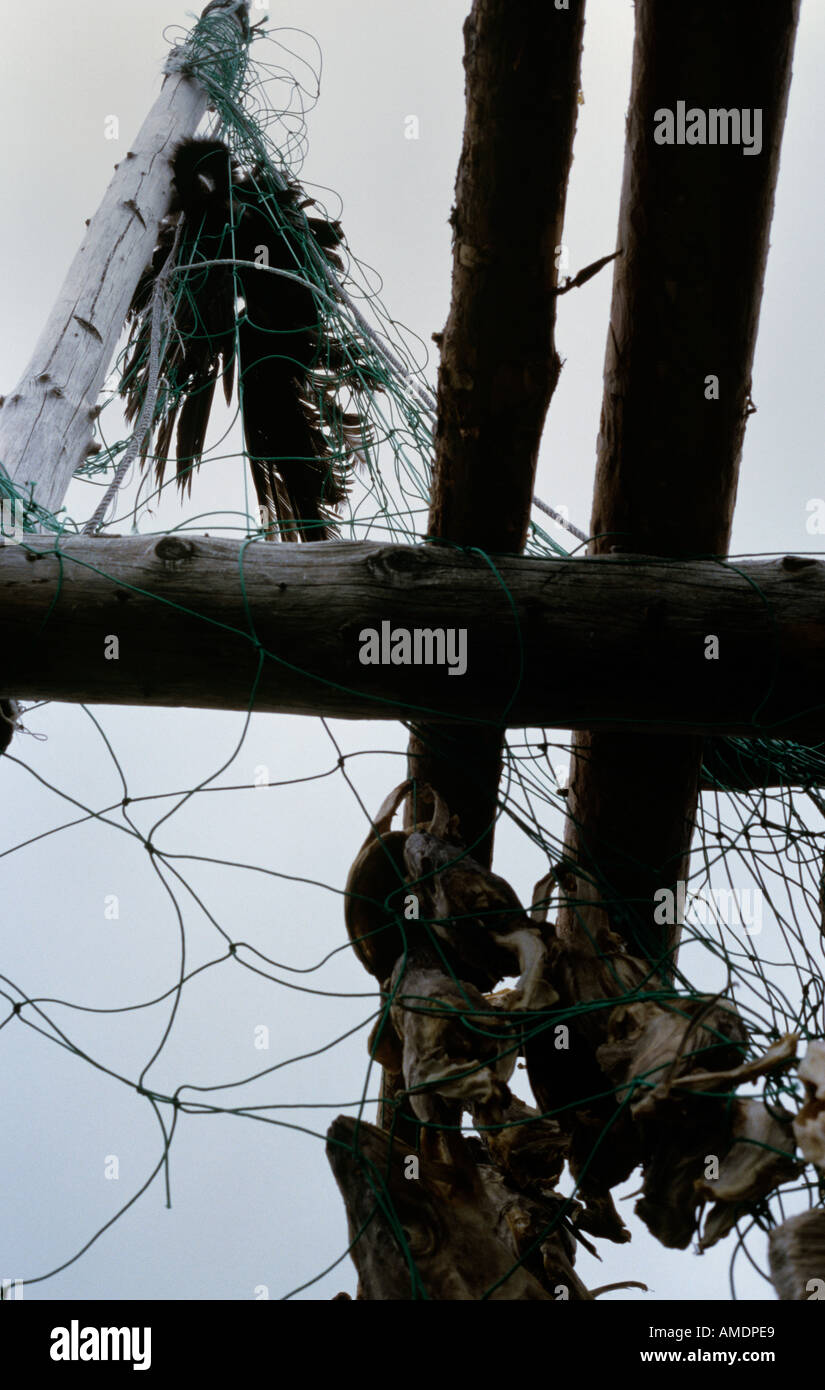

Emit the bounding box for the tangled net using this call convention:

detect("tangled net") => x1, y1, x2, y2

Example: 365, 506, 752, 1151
1, 8, 823, 1302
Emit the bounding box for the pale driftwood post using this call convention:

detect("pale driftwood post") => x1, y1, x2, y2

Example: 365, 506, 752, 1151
0, 1, 251, 523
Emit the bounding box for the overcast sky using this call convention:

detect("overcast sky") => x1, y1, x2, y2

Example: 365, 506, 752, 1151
1, 0, 824, 1303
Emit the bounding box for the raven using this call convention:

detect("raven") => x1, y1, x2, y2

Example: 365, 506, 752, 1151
122, 138, 371, 539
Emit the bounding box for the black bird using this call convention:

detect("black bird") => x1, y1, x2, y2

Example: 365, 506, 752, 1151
122, 138, 373, 539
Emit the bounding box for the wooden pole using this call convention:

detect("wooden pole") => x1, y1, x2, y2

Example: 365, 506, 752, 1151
406, 0, 586, 865
522, 0, 803, 1262
555, 0, 801, 964
0, 2, 251, 522
2, 537, 824, 736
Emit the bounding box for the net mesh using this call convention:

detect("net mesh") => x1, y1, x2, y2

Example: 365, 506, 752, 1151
1, 8, 822, 1301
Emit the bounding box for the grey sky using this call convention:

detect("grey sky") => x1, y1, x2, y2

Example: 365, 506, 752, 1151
1, 0, 823, 1302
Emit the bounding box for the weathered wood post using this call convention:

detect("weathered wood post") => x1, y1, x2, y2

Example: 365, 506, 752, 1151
0, 0, 251, 523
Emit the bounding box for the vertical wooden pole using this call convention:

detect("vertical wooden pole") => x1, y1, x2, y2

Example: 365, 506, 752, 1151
556, 0, 801, 967
406, 0, 586, 866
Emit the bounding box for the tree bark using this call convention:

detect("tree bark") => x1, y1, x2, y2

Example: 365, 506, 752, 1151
2, 538, 824, 736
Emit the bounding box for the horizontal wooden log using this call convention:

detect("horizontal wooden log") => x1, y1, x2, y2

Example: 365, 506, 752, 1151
1, 538, 824, 736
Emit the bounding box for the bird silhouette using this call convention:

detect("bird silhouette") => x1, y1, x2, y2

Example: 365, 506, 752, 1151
122, 138, 373, 539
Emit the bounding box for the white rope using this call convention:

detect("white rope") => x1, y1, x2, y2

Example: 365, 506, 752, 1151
532, 495, 589, 544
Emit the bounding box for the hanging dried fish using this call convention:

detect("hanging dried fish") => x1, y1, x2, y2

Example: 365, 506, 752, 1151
402, 788, 552, 1008
344, 781, 421, 981
769, 1209, 825, 1300
326, 1114, 554, 1300
372, 946, 521, 1166
697, 1098, 798, 1250
792, 1039, 825, 1168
